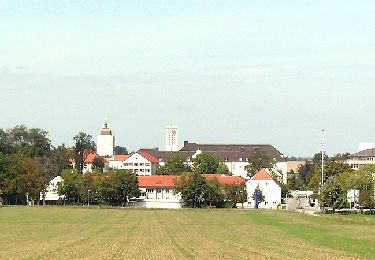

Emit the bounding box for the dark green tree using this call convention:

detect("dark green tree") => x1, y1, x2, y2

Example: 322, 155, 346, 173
319, 176, 348, 211
156, 154, 190, 175
73, 132, 96, 173
114, 146, 128, 155
107, 170, 140, 206
173, 172, 207, 207
92, 156, 105, 172
245, 152, 275, 178
192, 153, 220, 174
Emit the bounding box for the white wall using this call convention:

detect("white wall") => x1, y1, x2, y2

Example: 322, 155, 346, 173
97, 135, 114, 157
122, 153, 154, 175
139, 187, 182, 208
246, 179, 281, 209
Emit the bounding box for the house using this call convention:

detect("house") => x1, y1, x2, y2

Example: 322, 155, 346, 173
138, 175, 182, 209
137, 174, 246, 209
109, 152, 158, 175
82, 151, 98, 173
40, 176, 65, 203
246, 169, 281, 209
107, 154, 130, 170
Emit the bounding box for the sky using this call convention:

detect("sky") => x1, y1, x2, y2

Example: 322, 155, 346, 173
0, 1, 374, 157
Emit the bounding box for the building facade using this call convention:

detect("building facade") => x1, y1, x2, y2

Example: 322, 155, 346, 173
165, 123, 179, 151
347, 148, 375, 170
246, 169, 281, 209
97, 121, 115, 157
108, 152, 158, 175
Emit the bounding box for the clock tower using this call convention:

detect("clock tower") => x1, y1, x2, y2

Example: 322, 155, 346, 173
165, 123, 179, 151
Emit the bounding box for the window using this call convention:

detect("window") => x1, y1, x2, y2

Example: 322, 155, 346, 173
239, 158, 243, 161
145, 163, 151, 166
140, 163, 144, 166
128, 163, 133, 166
146, 189, 154, 193
264, 202, 268, 205
157, 189, 162, 193
134, 163, 138, 166
146, 169, 150, 172
165, 189, 169, 194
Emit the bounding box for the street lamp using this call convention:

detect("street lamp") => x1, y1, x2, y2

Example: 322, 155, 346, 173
88, 189, 91, 207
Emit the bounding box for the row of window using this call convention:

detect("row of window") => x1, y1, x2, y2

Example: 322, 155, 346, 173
146, 189, 170, 194
123, 163, 151, 166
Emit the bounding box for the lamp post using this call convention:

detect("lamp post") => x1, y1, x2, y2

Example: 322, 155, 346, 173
88, 189, 90, 207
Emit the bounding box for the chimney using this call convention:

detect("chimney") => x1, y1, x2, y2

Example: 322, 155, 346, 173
184, 140, 189, 147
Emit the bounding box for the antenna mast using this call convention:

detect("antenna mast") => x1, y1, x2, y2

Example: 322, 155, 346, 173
321, 129, 325, 190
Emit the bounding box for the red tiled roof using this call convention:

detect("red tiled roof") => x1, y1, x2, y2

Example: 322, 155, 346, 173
202, 174, 246, 185
138, 174, 246, 188
113, 154, 129, 161
138, 151, 159, 163
137, 175, 180, 188
84, 152, 98, 163
252, 169, 273, 180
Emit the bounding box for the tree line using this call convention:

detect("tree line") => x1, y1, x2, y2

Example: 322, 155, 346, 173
287, 154, 375, 210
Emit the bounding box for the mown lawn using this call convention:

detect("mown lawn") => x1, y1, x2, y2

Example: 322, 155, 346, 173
0, 207, 374, 259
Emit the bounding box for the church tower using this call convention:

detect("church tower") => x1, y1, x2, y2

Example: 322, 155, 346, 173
165, 123, 178, 151
97, 121, 115, 157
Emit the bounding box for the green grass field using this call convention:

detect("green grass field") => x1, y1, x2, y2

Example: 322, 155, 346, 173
0, 207, 374, 259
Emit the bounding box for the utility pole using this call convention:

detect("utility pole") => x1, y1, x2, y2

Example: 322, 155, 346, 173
321, 129, 325, 190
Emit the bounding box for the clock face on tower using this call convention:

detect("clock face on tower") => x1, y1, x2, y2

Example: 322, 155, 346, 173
172, 130, 176, 135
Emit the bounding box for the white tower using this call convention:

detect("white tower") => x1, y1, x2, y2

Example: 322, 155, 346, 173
97, 121, 115, 157
165, 123, 178, 151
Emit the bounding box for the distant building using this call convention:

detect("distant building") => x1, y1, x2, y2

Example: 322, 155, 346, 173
108, 151, 158, 175
40, 176, 65, 203
347, 148, 375, 170
165, 123, 179, 151
138, 175, 182, 209
97, 121, 115, 157
137, 174, 246, 209
140, 141, 287, 181
246, 169, 281, 209
107, 154, 130, 170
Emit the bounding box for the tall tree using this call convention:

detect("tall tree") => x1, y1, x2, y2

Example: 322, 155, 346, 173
319, 176, 348, 211
114, 146, 128, 155
157, 154, 190, 175
173, 172, 207, 207
107, 170, 140, 206
245, 152, 275, 177
192, 153, 220, 174
73, 132, 96, 173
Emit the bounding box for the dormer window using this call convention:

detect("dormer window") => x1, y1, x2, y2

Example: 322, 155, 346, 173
239, 158, 243, 161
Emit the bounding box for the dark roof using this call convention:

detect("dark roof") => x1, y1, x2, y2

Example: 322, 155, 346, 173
179, 143, 285, 162
352, 148, 375, 157
138, 149, 195, 162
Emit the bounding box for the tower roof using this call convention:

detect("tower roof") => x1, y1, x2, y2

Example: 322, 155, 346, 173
100, 120, 112, 135
166, 123, 178, 129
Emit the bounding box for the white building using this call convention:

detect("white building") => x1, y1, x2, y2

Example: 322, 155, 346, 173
180, 142, 287, 182
108, 152, 158, 175
165, 123, 179, 151
40, 176, 65, 203
97, 121, 114, 157
138, 175, 182, 209
347, 148, 375, 170
107, 154, 130, 170
246, 169, 281, 209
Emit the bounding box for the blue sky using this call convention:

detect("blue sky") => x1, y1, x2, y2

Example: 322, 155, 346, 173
0, 1, 374, 156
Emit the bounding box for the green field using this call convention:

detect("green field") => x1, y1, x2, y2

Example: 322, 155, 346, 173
0, 207, 374, 259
